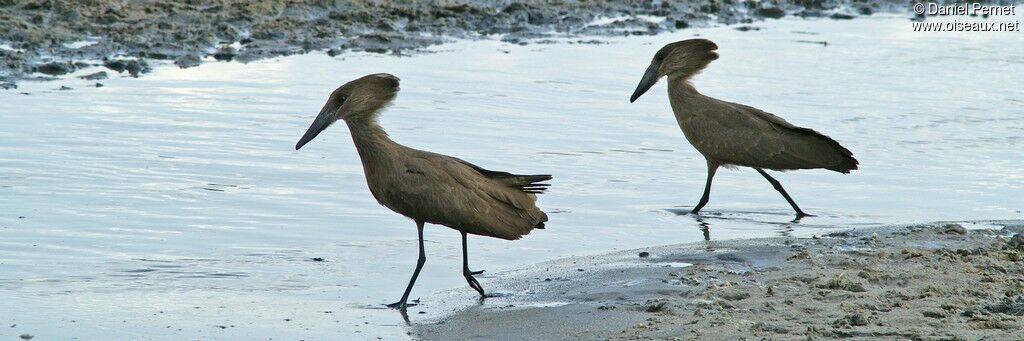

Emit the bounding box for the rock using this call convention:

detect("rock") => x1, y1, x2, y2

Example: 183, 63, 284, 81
798, 9, 828, 18
78, 71, 107, 80
750, 321, 788, 334
788, 249, 811, 261
105, 59, 150, 77
1001, 224, 1024, 235
35, 62, 75, 76
695, 298, 735, 310
830, 13, 856, 20
826, 231, 853, 238
644, 300, 668, 312
213, 47, 236, 61
126, 60, 149, 77
943, 223, 967, 235
718, 289, 751, 301
214, 23, 241, 41
815, 276, 866, 292
755, 7, 786, 19
832, 313, 869, 327
985, 296, 1024, 315
174, 55, 202, 68
0, 0, 923, 88
104, 60, 127, 73
638, 251, 650, 258
59, 85, 72, 90
1007, 234, 1024, 250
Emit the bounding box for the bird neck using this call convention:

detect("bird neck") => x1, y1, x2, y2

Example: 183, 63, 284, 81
345, 117, 398, 168
667, 73, 700, 93
666, 75, 701, 111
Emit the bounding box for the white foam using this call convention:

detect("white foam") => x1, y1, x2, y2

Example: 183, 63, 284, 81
63, 40, 99, 49
0, 42, 23, 52
587, 15, 667, 27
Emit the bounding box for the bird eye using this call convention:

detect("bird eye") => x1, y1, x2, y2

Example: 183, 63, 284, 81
337, 95, 347, 103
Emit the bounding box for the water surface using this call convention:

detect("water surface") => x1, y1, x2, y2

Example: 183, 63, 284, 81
2, 13, 1022, 340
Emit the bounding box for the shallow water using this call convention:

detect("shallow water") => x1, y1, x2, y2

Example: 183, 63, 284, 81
2, 13, 1023, 340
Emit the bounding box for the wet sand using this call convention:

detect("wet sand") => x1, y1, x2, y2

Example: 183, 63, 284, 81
414, 222, 1024, 340
1, 0, 903, 88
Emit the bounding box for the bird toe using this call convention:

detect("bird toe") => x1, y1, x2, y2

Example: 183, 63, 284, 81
386, 301, 417, 310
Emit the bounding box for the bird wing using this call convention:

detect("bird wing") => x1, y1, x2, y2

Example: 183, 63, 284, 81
378, 149, 548, 240
682, 98, 858, 172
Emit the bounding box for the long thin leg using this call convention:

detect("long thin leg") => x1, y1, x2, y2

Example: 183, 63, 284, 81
691, 161, 719, 214
387, 221, 426, 310
461, 232, 486, 297
754, 168, 810, 218
461, 232, 484, 275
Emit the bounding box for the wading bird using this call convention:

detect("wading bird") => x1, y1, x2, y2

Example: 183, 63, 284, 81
295, 74, 550, 309
629, 39, 857, 218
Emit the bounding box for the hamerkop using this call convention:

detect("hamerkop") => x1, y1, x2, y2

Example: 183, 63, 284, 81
629, 39, 858, 218
295, 73, 551, 309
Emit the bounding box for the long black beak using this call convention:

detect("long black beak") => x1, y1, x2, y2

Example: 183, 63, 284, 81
295, 103, 337, 150
629, 62, 660, 103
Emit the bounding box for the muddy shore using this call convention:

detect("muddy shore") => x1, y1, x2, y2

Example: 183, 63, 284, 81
414, 222, 1024, 340
0, 0, 911, 89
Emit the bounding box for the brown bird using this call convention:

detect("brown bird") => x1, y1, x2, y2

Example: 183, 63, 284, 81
295, 73, 550, 309
630, 39, 857, 218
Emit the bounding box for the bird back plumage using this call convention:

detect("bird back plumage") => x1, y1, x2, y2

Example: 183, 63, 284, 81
669, 95, 859, 173
359, 145, 551, 241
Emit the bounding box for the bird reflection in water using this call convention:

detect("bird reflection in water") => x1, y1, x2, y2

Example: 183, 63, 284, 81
681, 208, 800, 247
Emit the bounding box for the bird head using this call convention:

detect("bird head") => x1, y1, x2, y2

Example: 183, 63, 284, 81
295, 73, 400, 150
630, 39, 719, 103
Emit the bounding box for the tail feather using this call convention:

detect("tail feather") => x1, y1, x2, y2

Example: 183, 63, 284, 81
790, 127, 859, 173
504, 174, 552, 194
453, 157, 553, 194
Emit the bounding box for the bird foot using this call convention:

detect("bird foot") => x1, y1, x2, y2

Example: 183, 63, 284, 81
464, 273, 486, 297
472, 292, 503, 305
386, 300, 418, 310
468, 269, 485, 275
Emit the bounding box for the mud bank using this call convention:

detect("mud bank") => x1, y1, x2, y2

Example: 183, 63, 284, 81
414, 222, 1024, 340
0, 0, 911, 88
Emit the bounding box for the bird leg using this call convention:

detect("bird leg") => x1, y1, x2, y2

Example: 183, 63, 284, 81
754, 168, 811, 218
387, 221, 427, 310
691, 162, 718, 214
461, 232, 486, 297
460, 232, 485, 275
